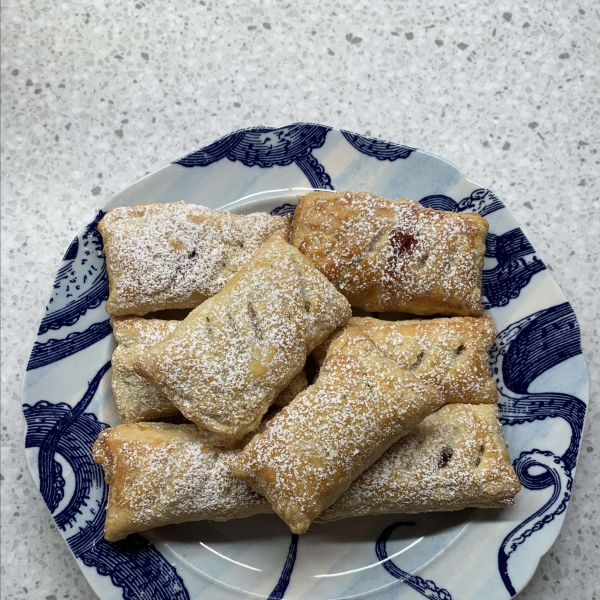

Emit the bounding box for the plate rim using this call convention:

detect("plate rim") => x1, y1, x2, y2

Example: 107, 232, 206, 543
21, 121, 590, 600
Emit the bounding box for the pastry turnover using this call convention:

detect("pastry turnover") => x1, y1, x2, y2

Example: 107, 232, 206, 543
232, 327, 444, 534
134, 234, 352, 443
111, 316, 310, 424
99, 201, 292, 316
110, 316, 180, 423
93, 422, 271, 541
291, 191, 488, 316
312, 316, 497, 405
317, 404, 520, 522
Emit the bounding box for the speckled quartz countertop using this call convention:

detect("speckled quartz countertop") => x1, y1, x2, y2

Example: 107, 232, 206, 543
2, 1, 598, 599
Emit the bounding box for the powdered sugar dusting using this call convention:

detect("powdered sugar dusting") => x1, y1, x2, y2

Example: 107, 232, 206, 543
93, 422, 271, 541
134, 234, 351, 442
100, 201, 292, 316
313, 315, 498, 405
233, 327, 443, 534
318, 404, 521, 523
292, 191, 488, 316
110, 316, 180, 422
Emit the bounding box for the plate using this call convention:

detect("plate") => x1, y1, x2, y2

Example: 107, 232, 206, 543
22, 123, 589, 600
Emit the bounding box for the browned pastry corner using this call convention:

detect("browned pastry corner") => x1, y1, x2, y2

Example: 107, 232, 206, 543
110, 316, 181, 423
232, 326, 444, 534
134, 233, 351, 443
292, 191, 488, 316
93, 422, 271, 541
99, 201, 292, 316
312, 315, 497, 405
317, 403, 521, 522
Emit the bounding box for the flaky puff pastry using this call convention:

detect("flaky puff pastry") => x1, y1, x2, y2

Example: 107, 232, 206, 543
232, 327, 444, 534
134, 234, 351, 443
270, 370, 308, 409
93, 423, 271, 541
110, 316, 180, 422
111, 316, 309, 424
99, 201, 292, 316
317, 404, 520, 522
292, 191, 488, 316
313, 316, 497, 405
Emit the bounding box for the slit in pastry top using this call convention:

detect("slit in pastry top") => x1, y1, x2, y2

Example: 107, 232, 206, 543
99, 201, 293, 316
291, 191, 489, 316
317, 403, 521, 522
312, 315, 498, 405
110, 315, 309, 425
134, 233, 351, 443
232, 326, 444, 534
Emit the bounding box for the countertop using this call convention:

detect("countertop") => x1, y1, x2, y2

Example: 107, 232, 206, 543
1, 1, 598, 599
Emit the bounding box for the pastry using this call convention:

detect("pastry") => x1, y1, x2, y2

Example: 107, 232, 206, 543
99, 201, 292, 316
317, 404, 521, 522
93, 422, 271, 541
270, 370, 308, 409
134, 234, 352, 443
110, 316, 180, 423
232, 327, 444, 534
313, 316, 497, 405
291, 191, 488, 316
111, 316, 310, 424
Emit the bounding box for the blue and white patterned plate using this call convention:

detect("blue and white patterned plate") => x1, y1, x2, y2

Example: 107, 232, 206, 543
22, 123, 589, 600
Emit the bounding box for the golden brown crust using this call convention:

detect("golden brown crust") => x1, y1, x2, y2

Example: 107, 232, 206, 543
99, 201, 292, 316
111, 317, 311, 423
313, 316, 497, 405
110, 316, 181, 422
292, 191, 488, 316
232, 327, 444, 534
134, 234, 352, 443
317, 404, 520, 522
93, 422, 271, 541
270, 370, 308, 409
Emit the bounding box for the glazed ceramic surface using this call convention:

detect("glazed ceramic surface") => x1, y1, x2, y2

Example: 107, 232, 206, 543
22, 124, 589, 600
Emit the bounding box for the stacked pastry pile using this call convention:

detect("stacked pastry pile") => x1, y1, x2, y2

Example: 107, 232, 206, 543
93, 192, 520, 542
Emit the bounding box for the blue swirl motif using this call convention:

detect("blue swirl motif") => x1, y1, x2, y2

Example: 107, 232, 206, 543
270, 203, 297, 217
174, 123, 334, 190
38, 210, 108, 334
268, 534, 299, 600
341, 130, 416, 161
375, 522, 453, 600
490, 302, 586, 595
482, 228, 546, 310
420, 192, 545, 308
28, 211, 112, 371
27, 320, 112, 371
420, 189, 504, 217
23, 364, 191, 600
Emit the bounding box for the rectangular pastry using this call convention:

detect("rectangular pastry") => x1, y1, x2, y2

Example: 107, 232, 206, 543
110, 316, 181, 423
232, 327, 444, 534
291, 191, 488, 316
134, 234, 352, 443
312, 316, 497, 405
93, 422, 271, 541
111, 316, 309, 424
99, 201, 292, 316
317, 404, 521, 522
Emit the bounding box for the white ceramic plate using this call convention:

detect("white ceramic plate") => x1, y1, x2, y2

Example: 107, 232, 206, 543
22, 123, 589, 600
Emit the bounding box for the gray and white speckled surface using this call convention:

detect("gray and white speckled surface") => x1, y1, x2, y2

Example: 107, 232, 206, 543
2, 1, 598, 599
